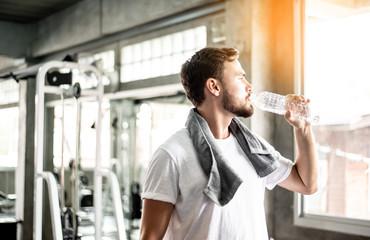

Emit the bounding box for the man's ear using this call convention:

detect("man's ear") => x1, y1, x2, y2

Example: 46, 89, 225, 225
205, 78, 221, 97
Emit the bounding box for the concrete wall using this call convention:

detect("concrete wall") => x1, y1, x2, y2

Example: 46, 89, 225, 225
31, 0, 219, 57
0, 0, 220, 58
32, 0, 101, 57
0, 21, 33, 58
101, 0, 219, 34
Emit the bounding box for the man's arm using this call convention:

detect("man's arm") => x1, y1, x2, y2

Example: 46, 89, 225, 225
140, 199, 174, 240
278, 95, 319, 195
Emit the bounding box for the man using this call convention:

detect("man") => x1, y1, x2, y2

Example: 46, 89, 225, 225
140, 47, 318, 239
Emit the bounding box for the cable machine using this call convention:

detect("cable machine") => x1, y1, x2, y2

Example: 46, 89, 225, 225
32, 61, 127, 240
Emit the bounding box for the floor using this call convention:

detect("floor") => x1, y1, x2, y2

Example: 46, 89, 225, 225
78, 209, 140, 240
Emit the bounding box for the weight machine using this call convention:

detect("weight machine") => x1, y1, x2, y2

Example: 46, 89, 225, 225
32, 61, 127, 240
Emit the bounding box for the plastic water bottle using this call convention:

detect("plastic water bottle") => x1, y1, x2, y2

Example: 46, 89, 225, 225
250, 91, 320, 123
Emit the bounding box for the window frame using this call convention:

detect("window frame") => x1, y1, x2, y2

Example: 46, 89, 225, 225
293, 0, 370, 237
294, 193, 370, 236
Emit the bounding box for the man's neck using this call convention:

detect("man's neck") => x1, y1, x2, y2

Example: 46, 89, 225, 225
196, 104, 234, 139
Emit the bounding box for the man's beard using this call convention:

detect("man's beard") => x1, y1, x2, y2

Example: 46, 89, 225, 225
222, 88, 254, 118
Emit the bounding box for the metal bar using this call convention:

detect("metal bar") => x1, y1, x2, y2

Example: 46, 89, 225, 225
94, 65, 104, 240
79, 89, 99, 96
46, 95, 98, 108
60, 92, 65, 210
41, 172, 63, 240
44, 82, 98, 96
72, 98, 81, 240
16, 80, 27, 240
105, 170, 127, 240
44, 85, 64, 95
33, 61, 47, 240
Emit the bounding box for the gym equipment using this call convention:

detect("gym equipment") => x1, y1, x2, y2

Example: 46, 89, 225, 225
32, 61, 127, 240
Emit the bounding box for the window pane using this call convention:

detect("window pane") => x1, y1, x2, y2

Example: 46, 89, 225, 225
132, 62, 142, 80
304, 0, 370, 221
0, 107, 18, 168
120, 26, 207, 82
195, 26, 207, 48
0, 80, 19, 105
183, 29, 195, 51
172, 32, 183, 53
172, 53, 184, 74
133, 43, 143, 62
142, 40, 152, 60
161, 35, 172, 56
161, 56, 172, 76
141, 60, 152, 79
122, 46, 133, 64
151, 39, 161, 58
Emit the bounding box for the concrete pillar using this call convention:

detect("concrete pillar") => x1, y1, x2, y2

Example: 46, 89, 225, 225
17, 78, 36, 240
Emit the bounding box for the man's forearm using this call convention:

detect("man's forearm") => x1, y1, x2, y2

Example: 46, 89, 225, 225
140, 199, 174, 240
294, 124, 319, 194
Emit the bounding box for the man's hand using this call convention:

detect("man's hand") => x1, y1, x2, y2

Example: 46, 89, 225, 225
284, 94, 311, 129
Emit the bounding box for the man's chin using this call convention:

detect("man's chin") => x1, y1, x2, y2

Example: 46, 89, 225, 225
236, 108, 254, 118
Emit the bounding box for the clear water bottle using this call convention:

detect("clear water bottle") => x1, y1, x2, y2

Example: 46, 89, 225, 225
250, 91, 320, 123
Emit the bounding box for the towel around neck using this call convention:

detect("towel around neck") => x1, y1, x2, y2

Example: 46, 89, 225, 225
185, 108, 279, 206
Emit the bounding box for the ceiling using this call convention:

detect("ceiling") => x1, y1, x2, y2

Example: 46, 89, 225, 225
0, 0, 83, 23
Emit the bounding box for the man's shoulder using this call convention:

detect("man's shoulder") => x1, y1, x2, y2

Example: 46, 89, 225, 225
159, 128, 195, 156
162, 128, 191, 147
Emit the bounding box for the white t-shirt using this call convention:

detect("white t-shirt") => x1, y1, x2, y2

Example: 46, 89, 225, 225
142, 128, 293, 240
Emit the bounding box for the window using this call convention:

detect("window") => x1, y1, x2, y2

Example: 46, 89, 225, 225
53, 101, 111, 169
0, 80, 19, 168
294, 0, 370, 236
0, 107, 19, 168
120, 26, 207, 82
0, 79, 19, 105
79, 50, 116, 86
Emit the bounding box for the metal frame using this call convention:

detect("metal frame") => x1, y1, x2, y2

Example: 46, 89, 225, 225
33, 61, 127, 240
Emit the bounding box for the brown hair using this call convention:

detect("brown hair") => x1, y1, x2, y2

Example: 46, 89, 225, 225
180, 47, 239, 107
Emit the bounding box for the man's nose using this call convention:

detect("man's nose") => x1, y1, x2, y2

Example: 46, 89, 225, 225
246, 81, 253, 93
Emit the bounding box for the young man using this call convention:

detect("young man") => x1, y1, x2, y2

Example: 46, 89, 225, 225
140, 47, 318, 239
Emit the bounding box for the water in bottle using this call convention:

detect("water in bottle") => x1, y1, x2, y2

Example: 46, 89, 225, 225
250, 91, 320, 123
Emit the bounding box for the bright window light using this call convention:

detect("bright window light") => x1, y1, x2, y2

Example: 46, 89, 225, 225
0, 80, 19, 105
0, 107, 18, 168
303, 1, 370, 222
120, 26, 207, 82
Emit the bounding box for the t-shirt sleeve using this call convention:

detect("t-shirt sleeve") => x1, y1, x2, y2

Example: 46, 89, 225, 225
254, 134, 294, 190
265, 151, 293, 190
141, 148, 179, 205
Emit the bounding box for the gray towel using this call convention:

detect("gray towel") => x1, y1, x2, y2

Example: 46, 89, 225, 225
185, 108, 279, 206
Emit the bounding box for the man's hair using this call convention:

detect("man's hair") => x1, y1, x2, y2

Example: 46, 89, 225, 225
180, 47, 239, 107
